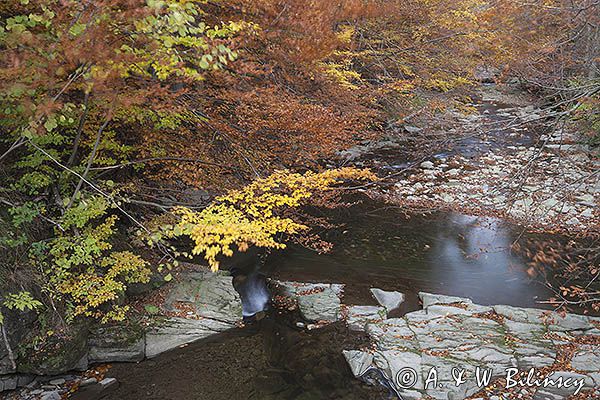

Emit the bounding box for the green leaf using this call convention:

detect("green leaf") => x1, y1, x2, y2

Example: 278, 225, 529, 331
44, 116, 57, 132
144, 304, 160, 315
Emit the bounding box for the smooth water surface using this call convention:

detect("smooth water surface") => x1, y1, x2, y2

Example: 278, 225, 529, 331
266, 206, 553, 311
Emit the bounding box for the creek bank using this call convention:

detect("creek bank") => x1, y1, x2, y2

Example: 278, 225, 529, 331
1, 268, 244, 398
10, 274, 599, 400
382, 128, 598, 233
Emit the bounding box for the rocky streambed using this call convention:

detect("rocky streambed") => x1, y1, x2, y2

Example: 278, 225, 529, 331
341, 85, 598, 234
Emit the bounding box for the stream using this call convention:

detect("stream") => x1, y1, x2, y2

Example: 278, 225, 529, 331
91, 92, 584, 400
95, 203, 570, 400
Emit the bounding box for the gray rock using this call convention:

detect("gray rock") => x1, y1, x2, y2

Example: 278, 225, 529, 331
0, 375, 18, 391
145, 317, 234, 358
517, 355, 555, 369
297, 288, 341, 322
370, 288, 405, 311
404, 125, 423, 134
346, 306, 387, 331
571, 346, 600, 372
88, 325, 145, 363
99, 377, 118, 389
269, 280, 344, 299
420, 161, 435, 169
342, 350, 373, 377
532, 371, 594, 399
41, 391, 61, 400
166, 271, 243, 324
80, 378, 97, 387
48, 378, 65, 385
345, 294, 599, 399
420, 292, 473, 308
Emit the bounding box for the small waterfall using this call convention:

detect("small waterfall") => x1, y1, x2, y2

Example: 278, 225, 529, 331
232, 269, 270, 318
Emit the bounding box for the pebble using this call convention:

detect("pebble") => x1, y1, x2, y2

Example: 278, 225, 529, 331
420, 161, 435, 169
41, 391, 61, 400
99, 377, 118, 389
48, 378, 65, 386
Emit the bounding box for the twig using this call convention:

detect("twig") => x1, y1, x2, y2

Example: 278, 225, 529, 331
66, 116, 110, 210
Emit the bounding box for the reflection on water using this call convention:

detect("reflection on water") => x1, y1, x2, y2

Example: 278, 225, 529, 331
427, 213, 543, 306
266, 207, 553, 310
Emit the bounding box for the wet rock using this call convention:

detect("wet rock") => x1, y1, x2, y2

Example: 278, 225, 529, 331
342, 350, 373, 377
370, 288, 405, 311
145, 317, 234, 358
297, 288, 341, 322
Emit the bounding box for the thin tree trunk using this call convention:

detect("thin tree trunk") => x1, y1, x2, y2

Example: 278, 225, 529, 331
1, 323, 16, 371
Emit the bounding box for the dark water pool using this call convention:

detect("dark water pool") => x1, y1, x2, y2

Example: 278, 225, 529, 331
264, 206, 554, 312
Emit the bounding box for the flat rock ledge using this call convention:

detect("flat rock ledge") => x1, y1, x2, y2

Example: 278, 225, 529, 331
344, 292, 600, 400
269, 280, 345, 324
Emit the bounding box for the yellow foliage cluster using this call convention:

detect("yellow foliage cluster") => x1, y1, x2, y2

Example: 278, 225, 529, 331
166, 168, 376, 271
47, 198, 151, 323
57, 251, 150, 323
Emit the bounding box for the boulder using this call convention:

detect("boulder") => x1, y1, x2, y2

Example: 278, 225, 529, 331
88, 324, 145, 363
297, 288, 341, 322
370, 289, 404, 311
165, 271, 243, 324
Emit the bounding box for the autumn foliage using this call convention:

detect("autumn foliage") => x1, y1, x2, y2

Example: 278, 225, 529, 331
0, 0, 597, 325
